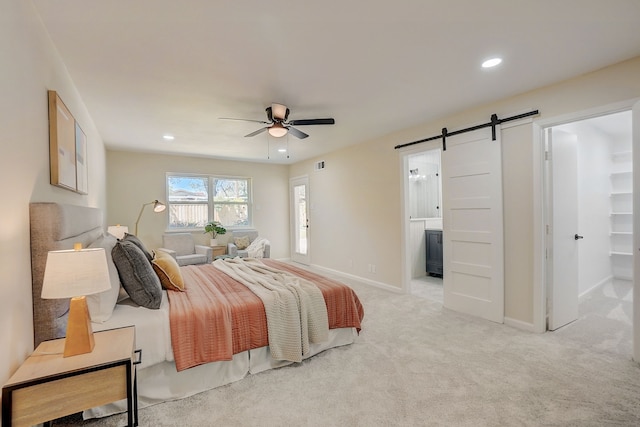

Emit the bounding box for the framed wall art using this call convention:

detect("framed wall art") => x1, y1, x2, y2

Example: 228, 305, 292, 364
75, 121, 88, 194
48, 90, 88, 194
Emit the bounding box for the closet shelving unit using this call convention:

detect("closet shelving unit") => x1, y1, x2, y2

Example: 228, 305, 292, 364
610, 149, 633, 280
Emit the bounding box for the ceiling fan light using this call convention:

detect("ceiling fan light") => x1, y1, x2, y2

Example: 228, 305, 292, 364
272, 103, 288, 120
268, 123, 288, 138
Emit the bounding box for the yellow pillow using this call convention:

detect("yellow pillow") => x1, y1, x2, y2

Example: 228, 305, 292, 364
152, 251, 185, 292
235, 235, 250, 250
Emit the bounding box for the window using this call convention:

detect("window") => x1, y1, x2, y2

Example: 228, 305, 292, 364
166, 174, 251, 229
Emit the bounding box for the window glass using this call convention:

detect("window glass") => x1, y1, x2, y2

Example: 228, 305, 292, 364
167, 174, 251, 229
214, 178, 249, 226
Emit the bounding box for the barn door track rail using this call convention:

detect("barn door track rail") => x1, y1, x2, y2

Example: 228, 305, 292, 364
394, 110, 539, 151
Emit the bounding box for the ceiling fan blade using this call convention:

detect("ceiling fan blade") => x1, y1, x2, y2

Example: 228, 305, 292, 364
287, 118, 335, 126
245, 127, 269, 137
220, 117, 270, 125
287, 126, 309, 139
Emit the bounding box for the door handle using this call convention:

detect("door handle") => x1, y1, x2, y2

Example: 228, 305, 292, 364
574, 234, 584, 240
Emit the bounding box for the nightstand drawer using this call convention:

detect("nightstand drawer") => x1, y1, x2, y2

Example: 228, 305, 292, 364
3, 326, 137, 427
12, 364, 128, 426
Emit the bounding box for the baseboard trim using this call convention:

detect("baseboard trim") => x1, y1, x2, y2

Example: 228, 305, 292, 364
504, 316, 537, 333
579, 275, 613, 298
309, 264, 403, 294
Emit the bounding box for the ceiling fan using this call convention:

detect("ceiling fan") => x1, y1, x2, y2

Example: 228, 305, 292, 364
220, 103, 335, 139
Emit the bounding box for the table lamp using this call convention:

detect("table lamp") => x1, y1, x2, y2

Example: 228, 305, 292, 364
41, 244, 111, 357
107, 224, 129, 239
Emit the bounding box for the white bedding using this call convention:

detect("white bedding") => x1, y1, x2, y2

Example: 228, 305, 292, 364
87, 289, 357, 419
85, 325, 356, 419
93, 290, 173, 369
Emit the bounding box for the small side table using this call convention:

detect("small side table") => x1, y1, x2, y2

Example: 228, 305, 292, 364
212, 245, 227, 257
2, 326, 139, 427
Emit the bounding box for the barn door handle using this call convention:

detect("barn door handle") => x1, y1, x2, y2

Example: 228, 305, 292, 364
574, 234, 584, 240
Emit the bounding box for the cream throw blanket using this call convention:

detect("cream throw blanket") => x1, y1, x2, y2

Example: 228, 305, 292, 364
247, 237, 269, 258
213, 257, 329, 362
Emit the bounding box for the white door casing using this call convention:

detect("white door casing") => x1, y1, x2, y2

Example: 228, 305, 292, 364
547, 129, 580, 330
442, 126, 505, 323
290, 176, 311, 265
633, 100, 640, 361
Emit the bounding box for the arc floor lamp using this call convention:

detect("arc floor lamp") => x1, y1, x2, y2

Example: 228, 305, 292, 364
135, 199, 166, 235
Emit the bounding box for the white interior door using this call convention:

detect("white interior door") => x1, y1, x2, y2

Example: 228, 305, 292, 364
547, 129, 580, 330
442, 127, 504, 323
290, 176, 310, 265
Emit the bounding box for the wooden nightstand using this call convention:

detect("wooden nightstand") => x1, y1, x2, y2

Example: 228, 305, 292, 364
212, 245, 227, 257
2, 326, 139, 427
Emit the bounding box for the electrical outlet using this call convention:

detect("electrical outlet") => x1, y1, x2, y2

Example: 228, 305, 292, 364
371, 264, 376, 274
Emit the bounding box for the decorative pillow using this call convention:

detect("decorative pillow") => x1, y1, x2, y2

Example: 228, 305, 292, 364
122, 232, 153, 262
86, 234, 121, 322
234, 235, 251, 250
111, 240, 162, 309
152, 250, 186, 292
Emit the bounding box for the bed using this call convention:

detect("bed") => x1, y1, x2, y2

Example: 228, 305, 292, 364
29, 202, 364, 419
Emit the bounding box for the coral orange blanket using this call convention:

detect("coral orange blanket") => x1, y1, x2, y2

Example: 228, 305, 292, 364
167, 260, 363, 371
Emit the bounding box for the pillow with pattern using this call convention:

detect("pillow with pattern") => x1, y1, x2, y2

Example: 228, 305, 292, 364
234, 235, 251, 250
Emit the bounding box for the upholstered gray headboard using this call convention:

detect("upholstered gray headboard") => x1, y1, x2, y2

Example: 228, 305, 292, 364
30, 203, 104, 347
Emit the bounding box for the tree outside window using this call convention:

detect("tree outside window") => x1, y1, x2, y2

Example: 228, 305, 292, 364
167, 174, 251, 229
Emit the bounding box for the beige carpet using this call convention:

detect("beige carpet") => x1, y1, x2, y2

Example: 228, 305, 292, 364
54, 271, 640, 426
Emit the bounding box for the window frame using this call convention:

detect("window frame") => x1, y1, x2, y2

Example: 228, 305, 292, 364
165, 172, 252, 231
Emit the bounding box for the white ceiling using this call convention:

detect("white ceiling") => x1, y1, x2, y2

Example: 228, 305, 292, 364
32, 0, 640, 164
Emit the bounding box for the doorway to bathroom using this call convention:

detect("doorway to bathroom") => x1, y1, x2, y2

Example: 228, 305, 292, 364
405, 147, 443, 303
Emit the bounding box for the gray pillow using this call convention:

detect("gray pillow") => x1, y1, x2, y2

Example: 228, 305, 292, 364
122, 232, 153, 262
112, 240, 162, 309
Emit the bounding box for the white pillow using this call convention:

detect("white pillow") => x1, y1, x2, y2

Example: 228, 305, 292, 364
87, 234, 122, 322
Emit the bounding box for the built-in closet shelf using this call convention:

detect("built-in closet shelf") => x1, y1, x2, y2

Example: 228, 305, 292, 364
613, 150, 632, 158
610, 141, 632, 282
610, 251, 633, 256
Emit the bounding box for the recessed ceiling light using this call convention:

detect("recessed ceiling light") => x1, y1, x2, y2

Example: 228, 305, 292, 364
482, 57, 502, 68
163, 134, 175, 141
277, 148, 287, 153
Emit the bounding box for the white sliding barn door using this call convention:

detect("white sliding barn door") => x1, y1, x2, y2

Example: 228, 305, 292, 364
442, 127, 504, 323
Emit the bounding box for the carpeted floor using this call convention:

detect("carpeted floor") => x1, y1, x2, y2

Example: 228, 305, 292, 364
53, 271, 640, 426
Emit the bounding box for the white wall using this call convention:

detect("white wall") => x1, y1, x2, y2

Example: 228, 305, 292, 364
0, 0, 107, 386
290, 56, 640, 326
106, 150, 290, 259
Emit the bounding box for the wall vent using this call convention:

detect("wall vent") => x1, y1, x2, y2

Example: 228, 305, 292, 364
315, 160, 326, 171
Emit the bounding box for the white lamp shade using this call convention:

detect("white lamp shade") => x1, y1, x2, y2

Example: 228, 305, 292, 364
41, 248, 111, 299
153, 201, 166, 212
107, 225, 129, 239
